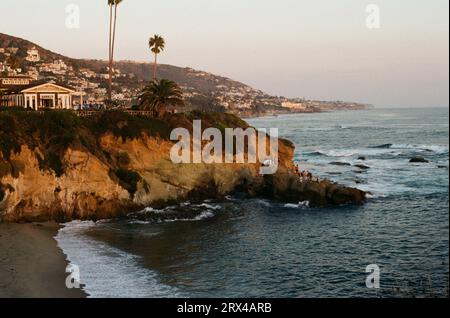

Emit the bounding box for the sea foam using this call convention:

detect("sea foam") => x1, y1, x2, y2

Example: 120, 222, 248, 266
55, 221, 181, 298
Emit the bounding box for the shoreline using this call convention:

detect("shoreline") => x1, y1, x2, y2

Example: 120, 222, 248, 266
0, 222, 87, 298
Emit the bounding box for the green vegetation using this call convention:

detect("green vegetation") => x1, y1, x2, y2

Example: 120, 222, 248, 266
138, 79, 185, 117
90, 110, 173, 139
116, 151, 131, 167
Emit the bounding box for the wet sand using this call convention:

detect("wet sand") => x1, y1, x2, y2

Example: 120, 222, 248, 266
0, 222, 87, 298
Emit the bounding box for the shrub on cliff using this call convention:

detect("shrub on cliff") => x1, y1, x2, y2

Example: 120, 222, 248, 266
0, 109, 80, 174
86, 110, 172, 140
113, 168, 141, 197
116, 151, 131, 167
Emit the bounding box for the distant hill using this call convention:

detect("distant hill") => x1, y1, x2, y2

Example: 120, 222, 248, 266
0, 33, 370, 115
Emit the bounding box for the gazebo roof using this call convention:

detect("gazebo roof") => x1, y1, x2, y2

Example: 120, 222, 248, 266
4, 80, 76, 94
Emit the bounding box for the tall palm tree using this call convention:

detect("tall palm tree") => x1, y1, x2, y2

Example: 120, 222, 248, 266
148, 35, 165, 80
138, 79, 185, 117
107, 0, 123, 105
107, 0, 114, 103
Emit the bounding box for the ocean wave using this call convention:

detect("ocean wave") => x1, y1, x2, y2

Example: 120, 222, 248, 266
371, 143, 449, 154
309, 150, 360, 157
129, 201, 221, 223
56, 221, 181, 298
197, 203, 222, 210
284, 201, 310, 209
254, 199, 273, 207
370, 144, 393, 149
306, 143, 448, 159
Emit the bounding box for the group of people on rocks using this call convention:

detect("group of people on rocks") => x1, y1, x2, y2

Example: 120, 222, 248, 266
293, 163, 314, 183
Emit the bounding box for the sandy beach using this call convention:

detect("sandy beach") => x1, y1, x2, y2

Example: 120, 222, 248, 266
0, 222, 86, 298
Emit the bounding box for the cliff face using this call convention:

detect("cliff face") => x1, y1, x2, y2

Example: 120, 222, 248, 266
0, 110, 366, 222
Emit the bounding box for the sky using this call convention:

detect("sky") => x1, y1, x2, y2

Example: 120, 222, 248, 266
0, 0, 448, 108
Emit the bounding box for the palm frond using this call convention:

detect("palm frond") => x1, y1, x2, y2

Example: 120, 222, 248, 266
138, 79, 185, 115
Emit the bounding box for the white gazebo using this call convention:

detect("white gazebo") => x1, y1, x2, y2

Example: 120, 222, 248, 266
0, 82, 79, 109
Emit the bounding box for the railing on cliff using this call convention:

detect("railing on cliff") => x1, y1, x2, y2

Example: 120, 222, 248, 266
73, 110, 154, 118
0, 109, 155, 118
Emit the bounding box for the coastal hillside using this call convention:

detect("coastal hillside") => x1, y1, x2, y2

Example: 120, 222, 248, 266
0, 109, 366, 222
0, 33, 370, 116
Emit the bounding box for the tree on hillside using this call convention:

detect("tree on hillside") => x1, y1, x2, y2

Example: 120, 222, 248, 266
138, 79, 184, 117
148, 35, 165, 80
6, 55, 20, 71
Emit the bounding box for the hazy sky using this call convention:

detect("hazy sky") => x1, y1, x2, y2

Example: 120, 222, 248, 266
1, 0, 448, 107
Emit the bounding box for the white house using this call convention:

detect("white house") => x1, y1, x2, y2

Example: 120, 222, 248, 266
26, 47, 40, 62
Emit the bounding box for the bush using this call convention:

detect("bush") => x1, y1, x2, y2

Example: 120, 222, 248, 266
39, 153, 64, 177
116, 151, 131, 167
87, 110, 172, 140
113, 168, 141, 196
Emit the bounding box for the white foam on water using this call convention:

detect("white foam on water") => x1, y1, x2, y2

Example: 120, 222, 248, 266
193, 210, 215, 220
55, 221, 181, 298
390, 144, 449, 154
196, 203, 222, 210
284, 201, 310, 209
162, 210, 216, 223
128, 220, 151, 225
307, 143, 448, 159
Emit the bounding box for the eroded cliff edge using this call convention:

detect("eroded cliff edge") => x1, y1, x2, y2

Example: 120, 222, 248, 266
0, 110, 366, 222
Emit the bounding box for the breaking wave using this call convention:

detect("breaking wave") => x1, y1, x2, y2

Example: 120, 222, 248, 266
55, 221, 181, 298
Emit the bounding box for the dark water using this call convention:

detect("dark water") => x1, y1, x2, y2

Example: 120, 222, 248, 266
56, 108, 449, 298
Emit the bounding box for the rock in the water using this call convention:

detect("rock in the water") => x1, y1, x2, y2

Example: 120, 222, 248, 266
409, 156, 429, 163
265, 173, 367, 207
358, 156, 366, 161
329, 162, 351, 166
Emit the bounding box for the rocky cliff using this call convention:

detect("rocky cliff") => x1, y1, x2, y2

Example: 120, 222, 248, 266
0, 110, 366, 222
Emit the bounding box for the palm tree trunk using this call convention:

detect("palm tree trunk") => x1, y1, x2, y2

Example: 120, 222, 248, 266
112, 5, 118, 72
153, 53, 157, 80
108, 4, 113, 104
110, 4, 119, 104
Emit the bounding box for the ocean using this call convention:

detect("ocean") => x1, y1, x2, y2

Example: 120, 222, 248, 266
56, 107, 449, 298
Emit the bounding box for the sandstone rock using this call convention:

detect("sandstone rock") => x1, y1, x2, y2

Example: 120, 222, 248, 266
0, 129, 366, 222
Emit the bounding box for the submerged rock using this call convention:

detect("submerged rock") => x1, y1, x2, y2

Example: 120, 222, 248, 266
329, 162, 351, 166
409, 156, 429, 163
354, 164, 370, 170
